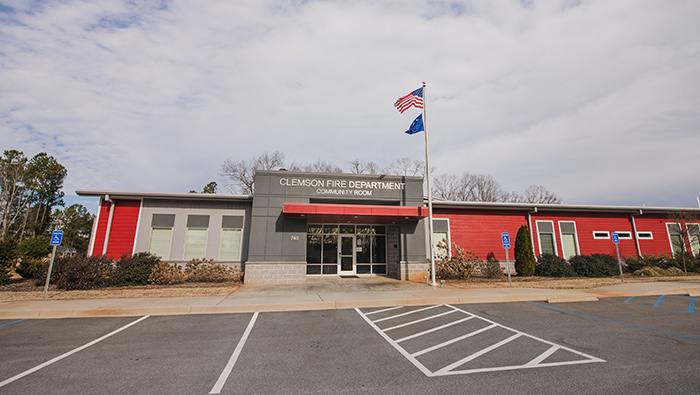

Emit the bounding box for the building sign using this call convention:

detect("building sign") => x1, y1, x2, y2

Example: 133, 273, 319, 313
279, 177, 406, 197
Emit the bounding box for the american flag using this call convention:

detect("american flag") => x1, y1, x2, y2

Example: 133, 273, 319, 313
394, 87, 424, 113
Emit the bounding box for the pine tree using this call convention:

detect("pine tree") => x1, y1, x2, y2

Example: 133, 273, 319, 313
514, 225, 536, 276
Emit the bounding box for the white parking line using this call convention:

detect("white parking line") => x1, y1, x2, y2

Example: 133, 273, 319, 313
209, 312, 259, 394
0, 315, 150, 389
372, 305, 441, 323
357, 304, 605, 377
383, 309, 457, 332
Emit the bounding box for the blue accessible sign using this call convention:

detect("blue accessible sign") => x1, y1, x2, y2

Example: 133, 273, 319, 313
502, 232, 510, 249
612, 232, 619, 244
51, 230, 63, 246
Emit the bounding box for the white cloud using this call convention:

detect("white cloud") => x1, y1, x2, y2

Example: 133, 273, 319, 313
1, 0, 699, 209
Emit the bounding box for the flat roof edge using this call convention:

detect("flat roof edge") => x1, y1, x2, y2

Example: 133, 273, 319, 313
429, 200, 700, 213
75, 190, 253, 201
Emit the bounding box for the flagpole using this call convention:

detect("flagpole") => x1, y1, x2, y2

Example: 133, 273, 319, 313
422, 81, 438, 287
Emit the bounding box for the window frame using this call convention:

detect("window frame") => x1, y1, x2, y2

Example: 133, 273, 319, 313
558, 221, 580, 259
536, 220, 558, 256
592, 231, 610, 239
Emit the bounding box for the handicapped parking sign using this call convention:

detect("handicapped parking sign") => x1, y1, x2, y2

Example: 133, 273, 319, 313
612, 232, 619, 244
502, 232, 510, 249
51, 230, 63, 246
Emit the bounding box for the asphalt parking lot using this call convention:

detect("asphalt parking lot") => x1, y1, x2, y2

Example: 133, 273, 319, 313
1, 296, 698, 394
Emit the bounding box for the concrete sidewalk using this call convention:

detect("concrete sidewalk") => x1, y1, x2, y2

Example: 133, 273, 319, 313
1, 277, 699, 319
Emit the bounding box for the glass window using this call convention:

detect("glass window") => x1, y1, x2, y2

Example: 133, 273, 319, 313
540, 234, 555, 255
356, 234, 371, 263
149, 228, 172, 259
323, 225, 338, 234
372, 235, 386, 264
307, 234, 322, 263
688, 224, 700, 256
339, 224, 355, 234
220, 229, 241, 260
593, 231, 610, 239
322, 235, 338, 264
559, 221, 578, 259
537, 221, 556, 256
185, 228, 207, 260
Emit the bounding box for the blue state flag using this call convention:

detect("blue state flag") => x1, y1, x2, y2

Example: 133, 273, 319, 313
405, 114, 424, 135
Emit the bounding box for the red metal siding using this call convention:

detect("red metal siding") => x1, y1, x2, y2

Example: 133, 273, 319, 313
90, 199, 141, 259
530, 212, 637, 258
634, 214, 675, 256
435, 209, 677, 260
434, 209, 527, 260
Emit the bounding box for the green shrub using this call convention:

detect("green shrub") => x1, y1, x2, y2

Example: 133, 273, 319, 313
535, 253, 576, 277
514, 225, 536, 276
16, 257, 46, 279
17, 236, 52, 260
34, 254, 114, 290
569, 254, 618, 277
148, 261, 185, 285
0, 237, 18, 285
111, 252, 161, 286
664, 251, 698, 273
184, 258, 242, 282
623, 254, 665, 272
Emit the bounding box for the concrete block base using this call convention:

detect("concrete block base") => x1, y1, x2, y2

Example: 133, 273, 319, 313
243, 262, 306, 284
399, 261, 429, 282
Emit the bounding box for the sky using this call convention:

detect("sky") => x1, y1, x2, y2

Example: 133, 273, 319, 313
2, 0, 699, 214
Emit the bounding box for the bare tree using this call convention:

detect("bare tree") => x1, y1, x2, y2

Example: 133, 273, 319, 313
667, 210, 700, 273
432, 173, 474, 201
519, 185, 562, 204
294, 159, 343, 174
383, 157, 426, 177
220, 151, 285, 195
348, 157, 380, 175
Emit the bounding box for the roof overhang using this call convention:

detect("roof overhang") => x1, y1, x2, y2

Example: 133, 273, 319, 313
283, 203, 428, 224
76, 190, 252, 202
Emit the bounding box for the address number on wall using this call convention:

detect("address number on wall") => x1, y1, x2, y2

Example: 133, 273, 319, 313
290, 235, 300, 241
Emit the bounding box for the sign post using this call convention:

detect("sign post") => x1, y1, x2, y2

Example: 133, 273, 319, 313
43, 230, 63, 299
502, 232, 512, 287
612, 232, 624, 283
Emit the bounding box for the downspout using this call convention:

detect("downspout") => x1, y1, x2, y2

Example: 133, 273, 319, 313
102, 195, 115, 256
630, 209, 642, 257
527, 207, 538, 259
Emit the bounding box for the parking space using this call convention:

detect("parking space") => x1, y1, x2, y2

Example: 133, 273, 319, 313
0, 299, 698, 394
356, 304, 603, 376
605, 294, 696, 314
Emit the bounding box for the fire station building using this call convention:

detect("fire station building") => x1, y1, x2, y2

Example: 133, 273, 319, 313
77, 170, 700, 284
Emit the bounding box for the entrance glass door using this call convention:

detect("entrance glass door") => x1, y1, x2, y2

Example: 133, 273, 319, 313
338, 235, 355, 275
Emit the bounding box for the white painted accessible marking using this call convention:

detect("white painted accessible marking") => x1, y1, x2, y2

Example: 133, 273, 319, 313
0, 315, 150, 388
356, 305, 604, 377
210, 312, 259, 394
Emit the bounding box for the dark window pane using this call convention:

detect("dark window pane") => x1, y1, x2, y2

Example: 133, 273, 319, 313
372, 265, 387, 275
306, 265, 321, 274
307, 224, 322, 234
373, 225, 386, 235
357, 265, 371, 274
340, 224, 355, 234
540, 233, 555, 255
307, 235, 322, 263
372, 235, 386, 263
323, 235, 338, 263
356, 235, 371, 263
357, 225, 371, 234
322, 265, 337, 274
323, 225, 338, 234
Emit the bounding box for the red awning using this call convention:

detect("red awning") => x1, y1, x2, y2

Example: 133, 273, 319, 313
283, 203, 428, 224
